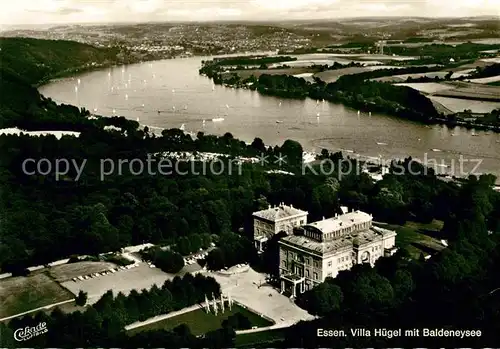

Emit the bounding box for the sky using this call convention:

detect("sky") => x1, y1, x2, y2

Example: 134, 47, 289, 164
0, 0, 499, 26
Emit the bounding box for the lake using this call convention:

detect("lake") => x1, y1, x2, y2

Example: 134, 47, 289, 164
39, 55, 500, 181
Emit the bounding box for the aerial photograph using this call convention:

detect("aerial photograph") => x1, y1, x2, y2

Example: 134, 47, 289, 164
0, 0, 499, 347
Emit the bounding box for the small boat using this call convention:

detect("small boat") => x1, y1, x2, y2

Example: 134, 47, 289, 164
276, 120, 283, 124
357, 110, 360, 115
142, 104, 145, 107
226, 104, 229, 109
77, 78, 81, 84
316, 113, 320, 117
212, 117, 225, 122
279, 102, 282, 107
376, 142, 387, 145
431, 148, 441, 152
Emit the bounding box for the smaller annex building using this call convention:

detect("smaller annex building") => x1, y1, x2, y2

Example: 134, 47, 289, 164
252, 203, 308, 253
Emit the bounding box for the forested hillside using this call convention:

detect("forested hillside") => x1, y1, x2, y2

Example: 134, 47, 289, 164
0, 38, 123, 127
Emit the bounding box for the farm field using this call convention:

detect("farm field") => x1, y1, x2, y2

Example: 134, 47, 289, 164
469, 75, 500, 84
432, 83, 500, 102
0, 272, 74, 318
428, 96, 500, 113
128, 304, 273, 336
394, 82, 456, 94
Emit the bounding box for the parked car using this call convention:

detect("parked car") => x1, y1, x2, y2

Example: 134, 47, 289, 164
72, 277, 77, 282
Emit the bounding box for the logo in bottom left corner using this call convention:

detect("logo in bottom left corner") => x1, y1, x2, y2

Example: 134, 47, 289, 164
13, 322, 48, 341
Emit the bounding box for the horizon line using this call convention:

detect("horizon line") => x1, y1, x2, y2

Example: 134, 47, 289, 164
2, 15, 499, 30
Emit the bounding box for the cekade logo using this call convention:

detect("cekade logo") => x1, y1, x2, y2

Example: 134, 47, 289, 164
13, 322, 48, 341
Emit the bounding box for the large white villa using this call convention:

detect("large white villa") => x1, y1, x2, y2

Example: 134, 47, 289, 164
253, 204, 397, 297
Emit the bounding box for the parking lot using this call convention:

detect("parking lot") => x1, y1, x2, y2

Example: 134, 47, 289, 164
201, 267, 314, 326
61, 262, 175, 304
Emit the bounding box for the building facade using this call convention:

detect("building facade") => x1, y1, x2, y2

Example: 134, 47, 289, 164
252, 203, 308, 253
278, 208, 397, 297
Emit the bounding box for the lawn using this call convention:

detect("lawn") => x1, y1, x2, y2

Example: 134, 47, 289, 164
374, 219, 445, 259
0, 272, 74, 319
128, 304, 273, 336
235, 328, 287, 348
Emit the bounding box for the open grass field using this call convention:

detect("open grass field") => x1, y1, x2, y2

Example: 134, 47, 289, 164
48, 261, 117, 282
374, 219, 445, 259
0, 272, 74, 318
433, 82, 500, 102
235, 328, 287, 348
128, 304, 273, 336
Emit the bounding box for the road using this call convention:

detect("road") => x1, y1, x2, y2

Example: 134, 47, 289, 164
0, 299, 75, 322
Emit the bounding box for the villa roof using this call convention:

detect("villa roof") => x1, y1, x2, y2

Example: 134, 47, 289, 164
280, 227, 396, 257
253, 204, 308, 222
305, 210, 372, 235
